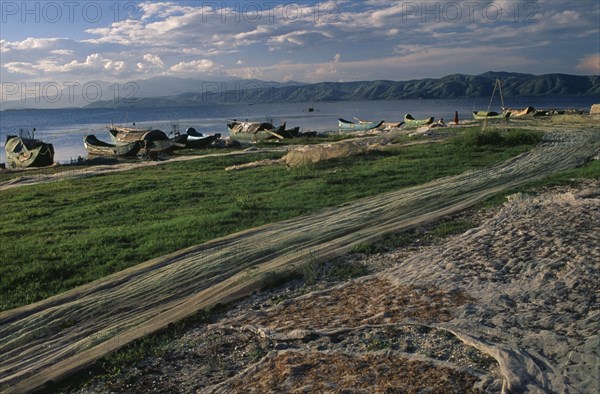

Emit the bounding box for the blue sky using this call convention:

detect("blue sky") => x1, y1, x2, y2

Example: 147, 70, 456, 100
1, 0, 599, 90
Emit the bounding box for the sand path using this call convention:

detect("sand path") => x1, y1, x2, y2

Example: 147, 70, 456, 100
0, 127, 598, 393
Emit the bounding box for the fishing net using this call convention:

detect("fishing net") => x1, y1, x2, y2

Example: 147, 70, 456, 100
284, 137, 391, 168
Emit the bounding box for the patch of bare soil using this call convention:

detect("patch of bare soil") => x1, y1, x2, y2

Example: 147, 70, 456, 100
232, 279, 472, 331
208, 351, 485, 394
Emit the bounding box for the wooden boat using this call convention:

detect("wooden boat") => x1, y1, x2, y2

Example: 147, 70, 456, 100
227, 121, 286, 141
84, 134, 142, 157
5, 132, 54, 169
108, 126, 185, 152
265, 123, 301, 140
185, 128, 221, 148
380, 122, 404, 130
404, 114, 434, 126
338, 118, 384, 132
108, 126, 168, 144
472, 111, 510, 120
502, 106, 535, 117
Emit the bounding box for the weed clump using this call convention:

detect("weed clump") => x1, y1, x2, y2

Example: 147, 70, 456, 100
457, 128, 543, 147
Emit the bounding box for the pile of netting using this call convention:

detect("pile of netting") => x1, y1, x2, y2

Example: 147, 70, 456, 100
283, 137, 391, 168
225, 136, 393, 171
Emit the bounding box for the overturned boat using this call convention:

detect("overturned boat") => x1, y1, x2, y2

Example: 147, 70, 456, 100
338, 118, 384, 132
5, 131, 55, 169
84, 135, 142, 157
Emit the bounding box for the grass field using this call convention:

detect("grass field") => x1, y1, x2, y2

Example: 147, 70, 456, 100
0, 127, 548, 311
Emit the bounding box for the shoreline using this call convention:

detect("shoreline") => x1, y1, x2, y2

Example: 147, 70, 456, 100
2, 97, 597, 164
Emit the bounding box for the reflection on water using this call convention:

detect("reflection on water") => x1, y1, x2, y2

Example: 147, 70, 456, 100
1, 97, 596, 164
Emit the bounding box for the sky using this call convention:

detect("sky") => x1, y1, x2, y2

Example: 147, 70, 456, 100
1, 0, 599, 93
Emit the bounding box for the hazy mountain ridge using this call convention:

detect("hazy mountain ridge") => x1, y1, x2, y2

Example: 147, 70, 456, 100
3, 72, 597, 110
85, 72, 599, 109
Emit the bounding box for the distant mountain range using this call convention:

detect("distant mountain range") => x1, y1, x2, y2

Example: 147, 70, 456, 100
85, 72, 599, 109
2, 72, 598, 110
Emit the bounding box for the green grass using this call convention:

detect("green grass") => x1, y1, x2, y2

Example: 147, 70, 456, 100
0, 128, 551, 310
456, 127, 544, 147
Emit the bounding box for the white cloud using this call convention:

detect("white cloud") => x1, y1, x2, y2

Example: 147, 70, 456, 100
267, 30, 333, 50
143, 54, 165, 68
3, 54, 130, 76
311, 53, 342, 79
576, 54, 600, 74
50, 49, 75, 56
169, 59, 222, 74
1, 37, 66, 52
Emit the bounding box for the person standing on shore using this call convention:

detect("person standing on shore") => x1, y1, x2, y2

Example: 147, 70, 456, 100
454, 111, 459, 125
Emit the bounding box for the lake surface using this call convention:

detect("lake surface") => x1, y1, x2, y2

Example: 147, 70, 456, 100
1, 97, 596, 163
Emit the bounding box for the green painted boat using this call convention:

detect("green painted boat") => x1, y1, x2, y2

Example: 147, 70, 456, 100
338, 118, 384, 132
404, 114, 434, 126
5, 133, 55, 169
472, 111, 510, 120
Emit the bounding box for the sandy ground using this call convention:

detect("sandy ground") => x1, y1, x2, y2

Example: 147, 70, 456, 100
1, 124, 598, 393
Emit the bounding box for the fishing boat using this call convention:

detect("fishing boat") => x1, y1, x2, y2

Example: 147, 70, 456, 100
5, 130, 55, 169
502, 106, 535, 117
380, 122, 404, 130
184, 128, 221, 149
265, 124, 301, 140
107, 126, 185, 152
338, 118, 384, 132
84, 135, 142, 157
227, 121, 286, 141
403, 114, 434, 126
472, 111, 510, 120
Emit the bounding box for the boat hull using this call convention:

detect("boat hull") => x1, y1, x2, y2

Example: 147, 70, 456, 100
472, 111, 510, 120
228, 122, 286, 142
404, 115, 434, 126
338, 119, 384, 132
186, 134, 220, 149
5, 135, 55, 169
503, 107, 535, 117
84, 135, 141, 157
108, 126, 183, 152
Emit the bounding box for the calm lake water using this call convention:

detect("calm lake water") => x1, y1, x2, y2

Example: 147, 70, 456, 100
1, 97, 597, 163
